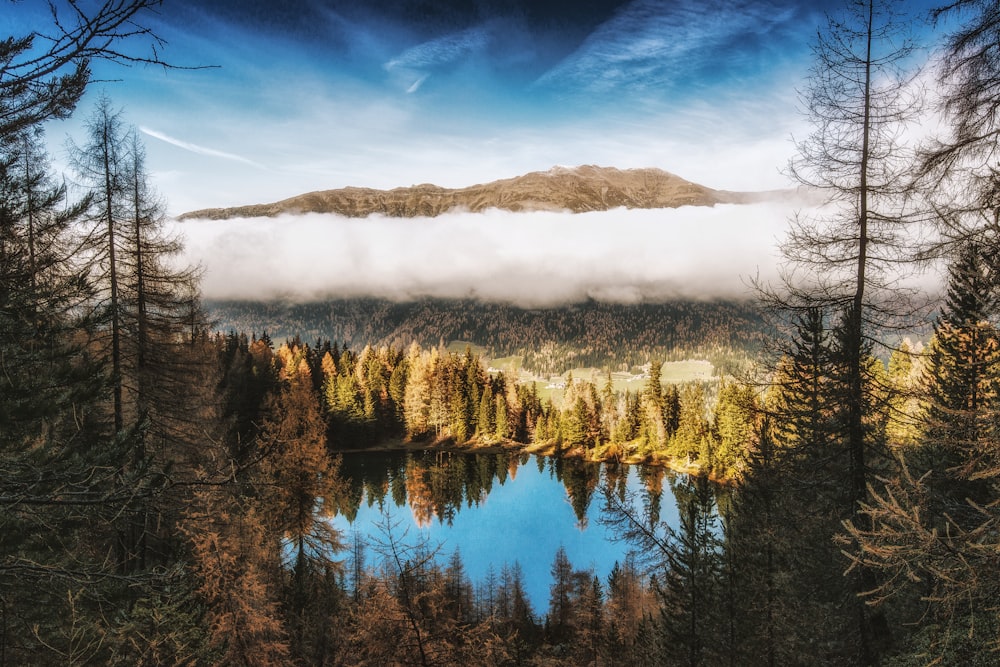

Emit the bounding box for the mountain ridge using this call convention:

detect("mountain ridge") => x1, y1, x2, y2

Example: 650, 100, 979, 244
178, 165, 797, 220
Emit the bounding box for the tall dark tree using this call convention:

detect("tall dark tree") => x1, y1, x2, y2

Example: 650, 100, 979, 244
770, 307, 843, 457
602, 474, 724, 666
657, 476, 723, 667
71, 93, 127, 434
921, 240, 999, 496
762, 0, 923, 661
0, 126, 110, 665
846, 239, 1000, 661
547, 546, 576, 645
0, 4, 204, 662
69, 97, 210, 574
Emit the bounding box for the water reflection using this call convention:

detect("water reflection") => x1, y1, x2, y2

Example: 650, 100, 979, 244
332, 449, 696, 607
336, 450, 666, 529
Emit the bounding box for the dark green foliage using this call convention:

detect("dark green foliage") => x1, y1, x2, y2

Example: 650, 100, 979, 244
657, 476, 723, 666
920, 241, 1000, 509
207, 297, 769, 375
845, 239, 1000, 662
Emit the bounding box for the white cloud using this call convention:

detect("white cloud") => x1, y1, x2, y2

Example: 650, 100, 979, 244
536, 0, 801, 95
406, 74, 430, 94
174, 203, 797, 306
385, 26, 491, 71
383, 25, 492, 94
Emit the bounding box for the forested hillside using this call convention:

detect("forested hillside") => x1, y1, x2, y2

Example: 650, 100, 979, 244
206, 298, 768, 375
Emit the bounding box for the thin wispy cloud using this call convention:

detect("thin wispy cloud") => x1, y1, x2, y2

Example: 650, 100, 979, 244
385, 26, 491, 70
536, 0, 801, 96
139, 127, 266, 169
406, 74, 430, 94
383, 25, 492, 93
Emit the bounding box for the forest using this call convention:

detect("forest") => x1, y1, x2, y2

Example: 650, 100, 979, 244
3, 0, 1000, 665
204, 298, 770, 376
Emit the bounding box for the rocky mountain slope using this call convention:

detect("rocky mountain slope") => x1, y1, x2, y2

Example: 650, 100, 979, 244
179, 165, 792, 220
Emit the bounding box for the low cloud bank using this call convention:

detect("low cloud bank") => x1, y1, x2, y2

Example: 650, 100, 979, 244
173, 203, 798, 306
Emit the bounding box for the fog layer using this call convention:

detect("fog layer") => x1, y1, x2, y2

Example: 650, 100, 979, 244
175, 203, 797, 306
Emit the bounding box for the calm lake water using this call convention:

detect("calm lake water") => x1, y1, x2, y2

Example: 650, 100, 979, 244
329, 449, 690, 608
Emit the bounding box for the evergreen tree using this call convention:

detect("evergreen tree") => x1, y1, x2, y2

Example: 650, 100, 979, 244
663, 384, 681, 440
672, 383, 710, 464
847, 240, 1000, 660
495, 391, 510, 441
478, 383, 495, 440
403, 343, 433, 438
713, 380, 757, 478
656, 476, 723, 667
921, 241, 1000, 495
70, 98, 209, 573
761, 1, 924, 657
770, 307, 843, 457
547, 546, 575, 645
0, 125, 112, 664
642, 361, 668, 449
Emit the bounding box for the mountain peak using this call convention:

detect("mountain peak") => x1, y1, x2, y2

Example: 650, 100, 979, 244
178, 165, 786, 220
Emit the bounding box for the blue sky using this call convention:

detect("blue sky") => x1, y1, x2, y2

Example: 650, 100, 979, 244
16, 0, 941, 215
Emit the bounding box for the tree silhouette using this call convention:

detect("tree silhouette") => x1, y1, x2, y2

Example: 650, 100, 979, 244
760, 1, 923, 660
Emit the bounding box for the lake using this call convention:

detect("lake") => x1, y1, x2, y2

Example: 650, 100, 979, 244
329, 449, 692, 608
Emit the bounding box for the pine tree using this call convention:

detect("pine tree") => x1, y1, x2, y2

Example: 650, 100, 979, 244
672, 383, 709, 464
642, 361, 667, 449
846, 240, 1000, 659
403, 343, 433, 438
657, 476, 723, 667
0, 124, 112, 665
256, 360, 344, 659
70, 98, 209, 573
495, 392, 510, 441
769, 307, 843, 458
547, 546, 575, 645
478, 383, 495, 440
921, 241, 1000, 498
713, 380, 757, 478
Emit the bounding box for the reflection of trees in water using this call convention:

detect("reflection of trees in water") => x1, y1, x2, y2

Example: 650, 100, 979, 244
552, 457, 601, 527
340, 451, 527, 528
639, 466, 665, 529
405, 459, 436, 528
338, 450, 679, 532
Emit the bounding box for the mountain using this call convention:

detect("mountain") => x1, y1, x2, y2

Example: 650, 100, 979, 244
178, 165, 794, 220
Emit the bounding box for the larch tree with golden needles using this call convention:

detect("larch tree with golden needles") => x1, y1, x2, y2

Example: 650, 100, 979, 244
256, 357, 344, 660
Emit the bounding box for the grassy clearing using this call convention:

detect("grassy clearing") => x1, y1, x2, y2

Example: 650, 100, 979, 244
660, 360, 715, 383
486, 355, 523, 373
526, 360, 717, 406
